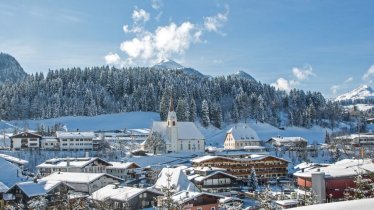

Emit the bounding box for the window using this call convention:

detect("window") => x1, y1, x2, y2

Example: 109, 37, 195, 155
197, 208, 202, 210
180, 143, 183, 150
211, 207, 215, 210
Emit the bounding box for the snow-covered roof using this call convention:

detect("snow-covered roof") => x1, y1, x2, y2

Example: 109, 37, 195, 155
192, 154, 288, 164
189, 166, 227, 172
193, 171, 237, 182
42, 172, 122, 184
172, 190, 223, 204
0, 153, 28, 165
152, 121, 204, 142
56, 131, 95, 139
37, 157, 111, 169
106, 162, 140, 170
294, 159, 374, 178
0, 157, 27, 187
226, 124, 261, 141
334, 133, 374, 140
191, 155, 233, 163
275, 199, 299, 206
91, 184, 162, 202
288, 198, 374, 210
41, 137, 59, 142
0, 182, 9, 193
9, 180, 64, 198
154, 166, 198, 192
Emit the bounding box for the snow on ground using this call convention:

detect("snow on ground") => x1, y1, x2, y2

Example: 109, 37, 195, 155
288, 198, 374, 210
8, 112, 160, 131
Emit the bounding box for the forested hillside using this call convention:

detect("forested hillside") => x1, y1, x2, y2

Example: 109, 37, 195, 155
0, 53, 27, 84
0, 66, 342, 128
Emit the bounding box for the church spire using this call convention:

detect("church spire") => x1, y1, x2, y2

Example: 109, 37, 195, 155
169, 96, 174, 112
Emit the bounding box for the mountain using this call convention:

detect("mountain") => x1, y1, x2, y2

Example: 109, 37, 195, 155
335, 85, 374, 102
152, 59, 205, 77
230, 70, 256, 82
0, 53, 27, 84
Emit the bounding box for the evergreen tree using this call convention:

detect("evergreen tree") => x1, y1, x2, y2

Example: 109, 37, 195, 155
248, 167, 258, 191
201, 99, 210, 127
189, 98, 197, 122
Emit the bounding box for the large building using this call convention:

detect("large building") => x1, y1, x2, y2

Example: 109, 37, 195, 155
10, 132, 42, 150
224, 124, 262, 150
191, 155, 288, 179
150, 98, 205, 153
294, 159, 374, 202
56, 131, 97, 151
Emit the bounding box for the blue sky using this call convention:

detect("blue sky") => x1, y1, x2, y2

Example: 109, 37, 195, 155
1, 0, 374, 98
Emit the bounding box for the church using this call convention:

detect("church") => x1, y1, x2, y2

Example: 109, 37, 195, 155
151, 98, 205, 153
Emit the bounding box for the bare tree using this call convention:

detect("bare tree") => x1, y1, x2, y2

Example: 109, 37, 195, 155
145, 131, 166, 154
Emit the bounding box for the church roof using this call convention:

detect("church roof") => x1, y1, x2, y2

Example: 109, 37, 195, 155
152, 121, 205, 143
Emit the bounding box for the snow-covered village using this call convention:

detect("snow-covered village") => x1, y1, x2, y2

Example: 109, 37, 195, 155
1, 1, 374, 210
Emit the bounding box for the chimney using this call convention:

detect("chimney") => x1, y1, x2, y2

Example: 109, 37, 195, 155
66, 158, 70, 167
113, 183, 119, 189
33, 178, 38, 183
186, 191, 189, 197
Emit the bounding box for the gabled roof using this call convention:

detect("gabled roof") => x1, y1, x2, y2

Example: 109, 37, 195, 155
10, 132, 42, 139
152, 121, 205, 142
191, 155, 234, 163
42, 172, 123, 184
172, 190, 224, 204
268, 136, 307, 144
37, 157, 112, 169
7, 180, 67, 198
193, 171, 238, 182
154, 166, 198, 192
226, 124, 260, 142
91, 184, 163, 202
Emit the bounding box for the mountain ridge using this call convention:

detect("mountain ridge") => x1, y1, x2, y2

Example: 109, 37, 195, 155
335, 84, 374, 102
0, 52, 28, 84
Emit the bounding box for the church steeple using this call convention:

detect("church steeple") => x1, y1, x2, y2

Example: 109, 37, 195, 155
167, 96, 177, 127
169, 96, 174, 112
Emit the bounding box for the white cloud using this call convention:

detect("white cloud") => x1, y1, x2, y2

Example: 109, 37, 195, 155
132, 8, 150, 23
292, 65, 315, 80
151, 0, 162, 10
106, 6, 229, 65
271, 78, 293, 92
363, 65, 374, 80
203, 5, 229, 32
345, 76, 353, 83
104, 52, 121, 65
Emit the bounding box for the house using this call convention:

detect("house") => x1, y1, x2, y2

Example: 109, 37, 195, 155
5, 180, 74, 207
149, 98, 205, 153
293, 159, 374, 202
90, 184, 163, 209
40, 136, 59, 150
154, 166, 198, 192
169, 190, 224, 210
224, 124, 262, 150
189, 171, 240, 194
56, 131, 96, 151
191, 155, 289, 179
106, 162, 141, 180
0, 182, 9, 210
10, 132, 42, 150
37, 157, 112, 176
41, 172, 123, 194
334, 133, 374, 146
267, 136, 308, 149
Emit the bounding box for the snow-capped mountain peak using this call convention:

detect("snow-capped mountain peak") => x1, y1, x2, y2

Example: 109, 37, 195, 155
335, 84, 374, 102
230, 70, 256, 81
152, 59, 185, 70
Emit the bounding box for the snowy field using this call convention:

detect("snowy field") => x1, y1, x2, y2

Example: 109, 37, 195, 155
7, 112, 160, 131
4, 112, 333, 148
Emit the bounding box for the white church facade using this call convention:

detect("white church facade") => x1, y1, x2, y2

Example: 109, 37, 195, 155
151, 98, 205, 153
